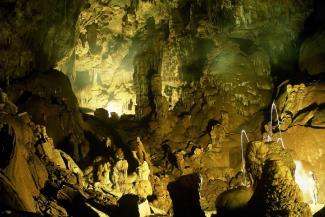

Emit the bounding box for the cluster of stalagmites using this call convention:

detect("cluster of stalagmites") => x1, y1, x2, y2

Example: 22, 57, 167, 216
84, 145, 152, 199
0, 89, 160, 217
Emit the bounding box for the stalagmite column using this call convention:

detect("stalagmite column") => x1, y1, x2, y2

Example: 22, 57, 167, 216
133, 50, 166, 120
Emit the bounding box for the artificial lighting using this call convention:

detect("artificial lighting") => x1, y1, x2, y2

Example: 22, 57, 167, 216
105, 99, 135, 117
294, 160, 324, 214
106, 101, 123, 117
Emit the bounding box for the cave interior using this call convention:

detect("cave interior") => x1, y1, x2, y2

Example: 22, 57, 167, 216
0, 0, 325, 216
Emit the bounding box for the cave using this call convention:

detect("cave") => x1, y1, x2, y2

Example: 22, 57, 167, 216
0, 0, 325, 216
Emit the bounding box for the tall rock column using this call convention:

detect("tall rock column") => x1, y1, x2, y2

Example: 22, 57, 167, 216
151, 73, 169, 120
133, 50, 164, 119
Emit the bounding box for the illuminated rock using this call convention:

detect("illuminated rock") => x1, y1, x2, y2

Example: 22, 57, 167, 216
0, 0, 323, 215
131, 137, 151, 165
221, 137, 312, 216
294, 160, 318, 205
276, 83, 325, 130
40, 134, 66, 169
252, 159, 312, 217
53, 0, 312, 120
0, 116, 48, 213
84, 147, 153, 200
245, 141, 270, 182
111, 149, 129, 195
246, 141, 295, 183
150, 175, 172, 213
312, 109, 325, 128
274, 82, 325, 203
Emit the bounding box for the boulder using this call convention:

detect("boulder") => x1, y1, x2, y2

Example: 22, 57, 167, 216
215, 186, 253, 217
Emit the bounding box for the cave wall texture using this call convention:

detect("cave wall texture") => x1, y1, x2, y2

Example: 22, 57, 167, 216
0, 0, 325, 216
0, 0, 83, 81
55, 0, 313, 114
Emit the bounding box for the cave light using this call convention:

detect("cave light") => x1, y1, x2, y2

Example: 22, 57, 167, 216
105, 98, 135, 117
106, 101, 123, 117
294, 160, 324, 214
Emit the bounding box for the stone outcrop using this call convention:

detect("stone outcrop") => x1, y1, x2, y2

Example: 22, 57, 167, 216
0, 118, 48, 213
0, 89, 17, 114
150, 175, 172, 213
133, 50, 163, 119
314, 206, 325, 217
0, 90, 160, 217
6, 70, 89, 162
275, 83, 325, 130
215, 186, 253, 217
0, 91, 80, 215
167, 173, 205, 217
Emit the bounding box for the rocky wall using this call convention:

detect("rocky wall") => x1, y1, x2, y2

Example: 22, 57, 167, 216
56, 0, 313, 115
0, 0, 84, 83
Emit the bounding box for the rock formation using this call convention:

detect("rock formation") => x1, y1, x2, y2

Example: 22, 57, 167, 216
245, 141, 311, 217
271, 81, 325, 203
0, 0, 324, 216
215, 139, 312, 217
0, 91, 91, 216
6, 70, 90, 162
